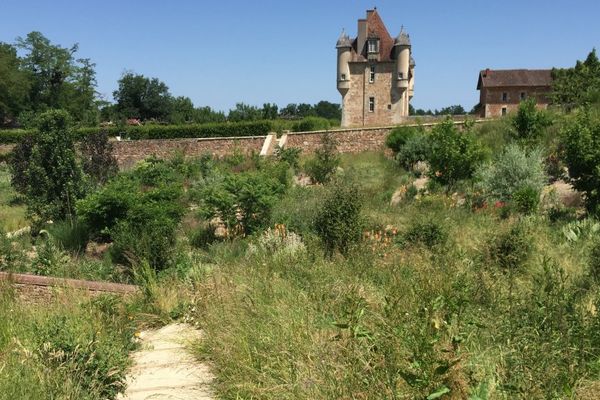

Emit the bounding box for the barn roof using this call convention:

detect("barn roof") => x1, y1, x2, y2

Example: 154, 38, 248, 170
477, 69, 553, 89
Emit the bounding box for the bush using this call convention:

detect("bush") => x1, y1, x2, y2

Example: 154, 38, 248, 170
188, 223, 218, 249
304, 132, 340, 184
589, 239, 600, 282
314, 179, 363, 256
487, 223, 531, 269
396, 133, 430, 170
403, 219, 448, 248
512, 186, 540, 214
476, 144, 547, 205
47, 220, 90, 254
511, 98, 551, 142
561, 109, 600, 214
385, 126, 420, 153
79, 130, 118, 186
292, 117, 330, 132
274, 146, 301, 169
427, 119, 483, 186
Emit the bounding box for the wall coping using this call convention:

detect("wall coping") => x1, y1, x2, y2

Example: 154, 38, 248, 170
0, 271, 138, 294
112, 135, 267, 143
288, 119, 491, 136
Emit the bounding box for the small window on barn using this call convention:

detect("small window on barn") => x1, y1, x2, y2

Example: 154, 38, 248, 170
520, 92, 526, 100
369, 97, 375, 112
502, 92, 508, 102
501, 107, 507, 116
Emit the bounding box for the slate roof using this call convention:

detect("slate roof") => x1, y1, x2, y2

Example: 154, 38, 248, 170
477, 69, 552, 89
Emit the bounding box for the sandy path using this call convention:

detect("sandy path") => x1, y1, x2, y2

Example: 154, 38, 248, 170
118, 323, 214, 400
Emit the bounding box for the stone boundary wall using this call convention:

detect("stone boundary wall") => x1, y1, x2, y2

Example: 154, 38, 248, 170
0, 119, 490, 167
0, 271, 137, 303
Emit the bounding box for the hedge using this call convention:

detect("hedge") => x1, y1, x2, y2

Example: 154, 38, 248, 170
0, 120, 274, 144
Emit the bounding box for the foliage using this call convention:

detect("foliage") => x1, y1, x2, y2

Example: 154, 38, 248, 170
476, 144, 547, 203
8, 133, 34, 194
561, 109, 600, 214
589, 238, 600, 282
512, 186, 540, 214
403, 219, 448, 248
292, 116, 331, 132
427, 119, 483, 186
304, 132, 340, 184
12, 110, 85, 227
385, 125, 419, 153
397, 133, 431, 170
314, 179, 363, 256
113, 72, 172, 121
511, 98, 551, 142
0, 43, 30, 125
227, 102, 263, 122
79, 130, 118, 186
486, 223, 531, 269
47, 219, 90, 254
198, 170, 286, 237
274, 145, 302, 169
551, 49, 600, 109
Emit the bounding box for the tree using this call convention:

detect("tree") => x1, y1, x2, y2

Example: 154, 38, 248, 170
313, 101, 341, 120
261, 103, 279, 120
79, 130, 119, 186
561, 110, 600, 214
511, 98, 551, 142
228, 102, 262, 122
193, 106, 226, 123
113, 72, 172, 121
15, 32, 98, 124
551, 49, 600, 109
427, 119, 483, 186
437, 105, 466, 115
280, 103, 299, 119
11, 110, 85, 228
0, 43, 30, 125
168, 96, 196, 124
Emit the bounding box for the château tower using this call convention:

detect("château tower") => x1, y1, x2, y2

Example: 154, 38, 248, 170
336, 9, 415, 127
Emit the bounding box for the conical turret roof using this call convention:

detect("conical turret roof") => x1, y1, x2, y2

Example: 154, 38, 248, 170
394, 27, 411, 47
336, 29, 352, 48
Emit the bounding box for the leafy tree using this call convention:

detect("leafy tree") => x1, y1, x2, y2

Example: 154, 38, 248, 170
15, 32, 98, 123
552, 49, 600, 109
297, 103, 316, 118
427, 119, 483, 186
9, 133, 35, 194
561, 109, 600, 214
79, 130, 119, 186
228, 102, 262, 122
12, 110, 85, 227
113, 72, 172, 121
261, 103, 279, 120
193, 106, 226, 124
304, 132, 340, 184
313, 100, 341, 120
168, 96, 195, 124
437, 105, 466, 115
0, 43, 30, 125
280, 103, 299, 118
511, 98, 551, 142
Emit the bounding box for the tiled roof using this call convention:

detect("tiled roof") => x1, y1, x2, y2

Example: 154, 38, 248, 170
351, 9, 395, 62
477, 69, 552, 89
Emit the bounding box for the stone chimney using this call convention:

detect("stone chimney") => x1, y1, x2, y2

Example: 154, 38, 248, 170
357, 18, 367, 56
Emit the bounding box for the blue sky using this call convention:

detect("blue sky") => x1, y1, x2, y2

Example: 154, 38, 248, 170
1, 0, 598, 112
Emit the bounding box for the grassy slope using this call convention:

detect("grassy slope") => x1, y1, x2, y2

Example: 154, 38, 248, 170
187, 152, 599, 399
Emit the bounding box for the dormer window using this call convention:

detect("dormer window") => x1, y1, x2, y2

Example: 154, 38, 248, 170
368, 39, 379, 53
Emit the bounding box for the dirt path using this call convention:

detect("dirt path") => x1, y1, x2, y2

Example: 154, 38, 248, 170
118, 323, 214, 400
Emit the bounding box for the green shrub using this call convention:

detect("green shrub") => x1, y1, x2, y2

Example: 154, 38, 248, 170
512, 186, 540, 214
189, 223, 218, 249
427, 119, 483, 186
396, 133, 430, 170
274, 146, 301, 169
304, 132, 340, 184
292, 117, 330, 132
385, 126, 419, 153
561, 109, 600, 214
314, 179, 363, 256
511, 98, 551, 142
476, 144, 547, 205
79, 130, 118, 186
403, 219, 448, 248
487, 223, 531, 269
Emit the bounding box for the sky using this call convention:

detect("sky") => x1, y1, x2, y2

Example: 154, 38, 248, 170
1, 0, 598, 112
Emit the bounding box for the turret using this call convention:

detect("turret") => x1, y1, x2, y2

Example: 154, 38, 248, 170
409, 56, 416, 98
336, 29, 352, 94
394, 27, 411, 90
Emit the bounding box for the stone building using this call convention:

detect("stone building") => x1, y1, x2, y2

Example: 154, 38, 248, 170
477, 69, 552, 118
336, 9, 414, 127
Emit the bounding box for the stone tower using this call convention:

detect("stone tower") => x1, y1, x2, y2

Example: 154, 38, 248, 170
336, 9, 415, 127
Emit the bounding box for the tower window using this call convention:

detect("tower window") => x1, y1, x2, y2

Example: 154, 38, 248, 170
369, 66, 375, 83
341, 73, 346, 81
502, 92, 508, 102
398, 72, 404, 80
368, 39, 379, 53
369, 97, 375, 112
